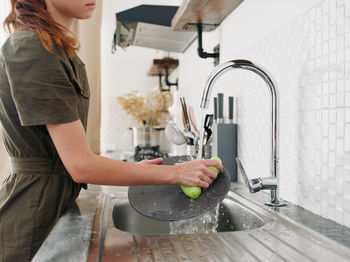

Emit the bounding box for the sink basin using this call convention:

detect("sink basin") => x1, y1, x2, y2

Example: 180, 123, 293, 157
88, 189, 350, 262
112, 197, 268, 235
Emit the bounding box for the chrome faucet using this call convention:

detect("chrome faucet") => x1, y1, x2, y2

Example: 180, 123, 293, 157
200, 59, 285, 207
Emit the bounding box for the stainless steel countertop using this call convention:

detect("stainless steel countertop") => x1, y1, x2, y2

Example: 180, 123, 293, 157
33, 183, 350, 262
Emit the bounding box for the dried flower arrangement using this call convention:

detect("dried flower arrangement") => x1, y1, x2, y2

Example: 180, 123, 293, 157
116, 88, 173, 127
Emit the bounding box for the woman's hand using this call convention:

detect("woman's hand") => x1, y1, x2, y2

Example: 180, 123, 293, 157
172, 159, 223, 188
137, 158, 163, 165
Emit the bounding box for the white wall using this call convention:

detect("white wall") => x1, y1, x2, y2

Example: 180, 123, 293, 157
220, 0, 324, 57
100, 0, 181, 152
178, 0, 350, 227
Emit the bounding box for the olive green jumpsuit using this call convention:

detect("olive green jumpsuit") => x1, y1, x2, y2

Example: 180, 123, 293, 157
0, 30, 89, 261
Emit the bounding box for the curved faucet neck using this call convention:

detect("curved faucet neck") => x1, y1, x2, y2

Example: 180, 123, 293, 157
200, 59, 280, 204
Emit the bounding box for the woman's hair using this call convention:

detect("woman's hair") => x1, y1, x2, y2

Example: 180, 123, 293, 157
3, 0, 79, 58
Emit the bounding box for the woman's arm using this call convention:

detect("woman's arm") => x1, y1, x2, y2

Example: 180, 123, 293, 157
46, 120, 222, 188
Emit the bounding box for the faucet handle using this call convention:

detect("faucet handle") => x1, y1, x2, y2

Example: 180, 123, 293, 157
236, 158, 278, 193
235, 158, 264, 193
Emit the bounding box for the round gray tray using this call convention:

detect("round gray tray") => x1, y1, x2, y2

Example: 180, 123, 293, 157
128, 155, 231, 221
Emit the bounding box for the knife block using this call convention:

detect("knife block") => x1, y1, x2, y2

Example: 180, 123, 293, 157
212, 123, 238, 181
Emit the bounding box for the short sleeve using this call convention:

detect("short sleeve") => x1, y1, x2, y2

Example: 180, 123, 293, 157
2, 30, 79, 126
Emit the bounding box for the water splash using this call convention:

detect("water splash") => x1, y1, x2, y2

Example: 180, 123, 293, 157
169, 205, 220, 235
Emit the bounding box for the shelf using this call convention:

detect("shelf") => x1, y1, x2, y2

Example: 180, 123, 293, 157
171, 0, 244, 32
147, 57, 179, 76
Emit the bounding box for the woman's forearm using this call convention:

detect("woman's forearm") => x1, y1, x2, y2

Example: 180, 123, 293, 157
47, 120, 221, 188
72, 154, 177, 186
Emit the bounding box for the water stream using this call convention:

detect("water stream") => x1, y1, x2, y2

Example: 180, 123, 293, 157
170, 108, 221, 234
196, 110, 206, 160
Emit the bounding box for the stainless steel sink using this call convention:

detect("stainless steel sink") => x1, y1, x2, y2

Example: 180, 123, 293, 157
87, 189, 350, 262
112, 197, 268, 235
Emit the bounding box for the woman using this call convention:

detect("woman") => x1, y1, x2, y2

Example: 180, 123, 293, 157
0, 0, 222, 261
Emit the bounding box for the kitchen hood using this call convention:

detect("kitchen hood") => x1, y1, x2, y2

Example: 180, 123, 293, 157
113, 5, 197, 53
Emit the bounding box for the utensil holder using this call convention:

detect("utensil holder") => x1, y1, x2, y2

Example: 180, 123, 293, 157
212, 123, 238, 181
202, 143, 212, 159
186, 144, 197, 158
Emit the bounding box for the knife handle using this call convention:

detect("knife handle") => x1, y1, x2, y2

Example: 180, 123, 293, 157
229, 96, 234, 123
217, 93, 224, 123
213, 97, 217, 123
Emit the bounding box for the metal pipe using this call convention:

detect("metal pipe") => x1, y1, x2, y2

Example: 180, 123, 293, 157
197, 24, 219, 59
164, 66, 178, 88
200, 59, 285, 207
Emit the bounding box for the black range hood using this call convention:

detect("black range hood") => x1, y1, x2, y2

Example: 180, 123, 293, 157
112, 5, 196, 53
117, 5, 177, 27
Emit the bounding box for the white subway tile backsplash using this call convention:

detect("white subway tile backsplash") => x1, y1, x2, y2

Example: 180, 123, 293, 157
345, 48, 350, 61
336, 165, 344, 180
338, 35, 345, 50
337, 124, 344, 137
346, 109, 350, 123
329, 181, 337, 195
315, 202, 322, 214
330, 146, 337, 160
336, 150, 344, 165
346, 18, 350, 31
336, 93, 344, 106
344, 213, 350, 227
338, 22, 345, 35
345, 125, 350, 151
346, 2, 350, 17
337, 0, 345, 7
336, 208, 344, 224
344, 196, 350, 212
345, 153, 350, 165
329, 95, 337, 108
346, 32, 350, 46
328, 206, 336, 220
346, 92, 350, 105
345, 168, 350, 181
209, 0, 350, 227
327, 79, 332, 91
321, 201, 329, 217
345, 182, 350, 197
338, 79, 345, 92
336, 180, 344, 194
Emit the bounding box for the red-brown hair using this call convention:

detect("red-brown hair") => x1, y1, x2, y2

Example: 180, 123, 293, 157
3, 0, 79, 58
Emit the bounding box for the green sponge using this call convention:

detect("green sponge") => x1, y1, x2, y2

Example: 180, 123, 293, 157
208, 156, 222, 174
180, 156, 222, 199
180, 185, 201, 199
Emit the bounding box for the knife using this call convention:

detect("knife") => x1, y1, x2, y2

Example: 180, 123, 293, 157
213, 97, 218, 124
229, 96, 234, 123
204, 114, 213, 145
217, 93, 224, 123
